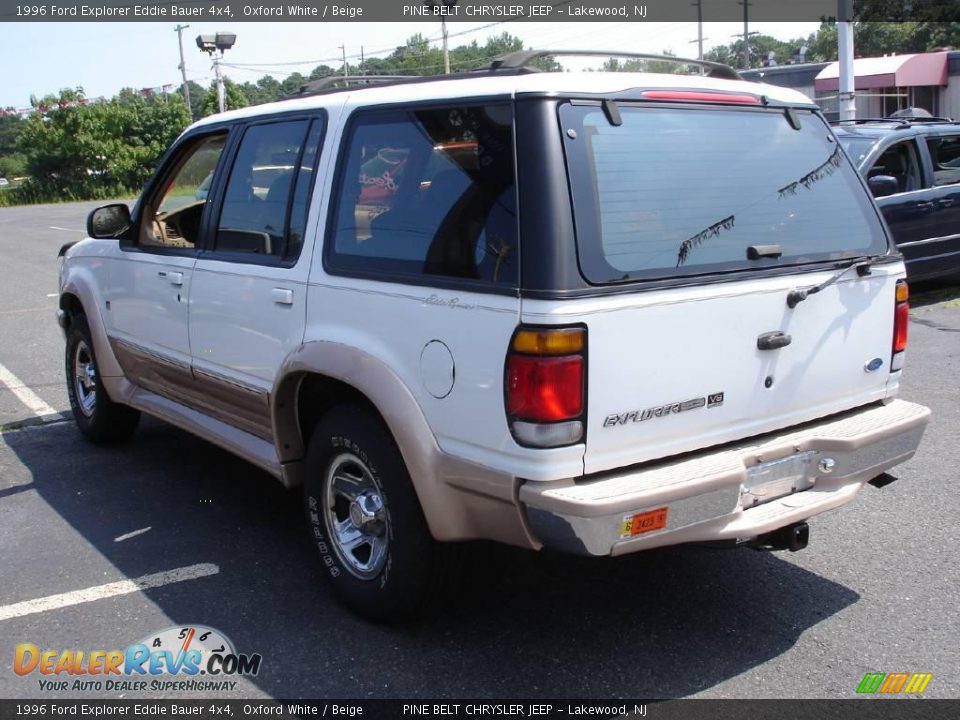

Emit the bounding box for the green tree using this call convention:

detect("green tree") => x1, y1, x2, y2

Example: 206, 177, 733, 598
15, 87, 190, 202
706, 34, 815, 69
279, 72, 309, 98
602, 51, 685, 74
0, 111, 26, 180
199, 78, 249, 117
239, 75, 284, 106
176, 80, 208, 121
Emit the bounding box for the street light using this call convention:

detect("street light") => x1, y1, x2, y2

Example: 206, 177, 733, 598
196, 32, 237, 113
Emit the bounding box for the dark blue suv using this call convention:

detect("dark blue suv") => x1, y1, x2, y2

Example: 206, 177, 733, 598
834, 117, 960, 281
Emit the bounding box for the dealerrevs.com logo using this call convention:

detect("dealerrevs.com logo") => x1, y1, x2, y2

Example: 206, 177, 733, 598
14, 625, 262, 692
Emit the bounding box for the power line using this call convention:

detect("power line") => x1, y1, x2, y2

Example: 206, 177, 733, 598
219, 16, 534, 70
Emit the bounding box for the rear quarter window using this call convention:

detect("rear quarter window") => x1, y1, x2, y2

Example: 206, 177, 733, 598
325, 103, 518, 289
561, 103, 889, 283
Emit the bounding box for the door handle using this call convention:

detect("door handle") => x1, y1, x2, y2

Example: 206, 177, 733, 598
158, 270, 183, 286
757, 331, 792, 350
271, 288, 294, 305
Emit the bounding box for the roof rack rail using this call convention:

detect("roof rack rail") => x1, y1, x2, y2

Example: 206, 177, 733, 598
285, 67, 538, 99
831, 116, 956, 129
484, 49, 741, 81
291, 75, 418, 98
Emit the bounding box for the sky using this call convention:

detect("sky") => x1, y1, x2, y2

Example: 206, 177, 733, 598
0, 21, 820, 109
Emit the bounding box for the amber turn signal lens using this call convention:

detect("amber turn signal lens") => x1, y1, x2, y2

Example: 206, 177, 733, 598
512, 328, 585, 355
895, 281, 909, 303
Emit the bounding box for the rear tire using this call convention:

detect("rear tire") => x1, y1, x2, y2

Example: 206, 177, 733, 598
303, 404, 450, 621
65, 313, 140, 443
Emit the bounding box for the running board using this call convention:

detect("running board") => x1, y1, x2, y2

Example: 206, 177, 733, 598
127, 386, 286, 484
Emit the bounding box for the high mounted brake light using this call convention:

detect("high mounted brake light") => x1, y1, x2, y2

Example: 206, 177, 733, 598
640, 90, 761, 104
506, 326, 586, 448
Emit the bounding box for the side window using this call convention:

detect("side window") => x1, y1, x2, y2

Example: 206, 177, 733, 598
926, 135, 960, 186
868, 140, 921, 194
328, 104, 517, 287
140, 133, 227, 250
215, 119, 318, 259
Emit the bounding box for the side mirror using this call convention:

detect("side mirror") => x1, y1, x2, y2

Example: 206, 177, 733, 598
86, 203, 132, 240
868, 175, 899, 198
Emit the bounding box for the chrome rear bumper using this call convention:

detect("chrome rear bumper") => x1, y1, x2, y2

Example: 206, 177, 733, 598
521, 400, 930, 556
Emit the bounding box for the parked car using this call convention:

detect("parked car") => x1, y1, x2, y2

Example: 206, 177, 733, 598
834, 117, 960, 281
58, 52, 930, 620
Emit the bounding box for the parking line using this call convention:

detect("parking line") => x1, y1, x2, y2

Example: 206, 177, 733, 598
114, 527, 152, 542
0, 362, 59, 421
0, 563, 220, 622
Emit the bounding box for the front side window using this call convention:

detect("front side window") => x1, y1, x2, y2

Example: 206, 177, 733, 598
216, 119, 317, 259
926, 135, 960, 186
140, 133, 227, 250
561, 104, 889, 283
836, 134, 878, 168
868, 140, 921, 193
327, 104, 517, 287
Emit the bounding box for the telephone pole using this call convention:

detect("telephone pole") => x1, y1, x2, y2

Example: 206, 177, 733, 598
339, 45, 348, 78
174, 24, 192, 120
691, 0, 703, 61
838, 0, 856, 120
738, 0, 752, 69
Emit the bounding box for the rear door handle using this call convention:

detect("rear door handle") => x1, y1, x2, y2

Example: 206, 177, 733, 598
158, 270, 183, 286
271, 288, 294, 305
757, 331, 792, 350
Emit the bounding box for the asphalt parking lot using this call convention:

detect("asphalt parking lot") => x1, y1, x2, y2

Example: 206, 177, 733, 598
0, 201, 958, 700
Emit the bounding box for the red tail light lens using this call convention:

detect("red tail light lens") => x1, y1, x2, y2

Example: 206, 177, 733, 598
893, 297, 909, 353
507, 355, 583, 422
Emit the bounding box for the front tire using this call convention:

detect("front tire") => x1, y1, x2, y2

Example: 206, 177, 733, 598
65, 313, 140, 443
303, 405, 450, 621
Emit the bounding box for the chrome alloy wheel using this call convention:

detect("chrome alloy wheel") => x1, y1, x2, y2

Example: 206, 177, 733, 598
73, 340, 97, 417
323, 452, 389, 579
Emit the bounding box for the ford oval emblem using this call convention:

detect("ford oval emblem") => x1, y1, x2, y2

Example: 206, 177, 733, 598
865, 357, 884, 373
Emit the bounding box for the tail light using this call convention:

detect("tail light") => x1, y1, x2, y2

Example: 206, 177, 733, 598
506, 326, 586, 448
892, 279, 909, 371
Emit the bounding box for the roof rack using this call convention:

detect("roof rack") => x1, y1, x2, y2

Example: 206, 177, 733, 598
831, 116, 957, 129
291, 75, 418, 97
281, 50, 742, 101
484, 49, 741, 81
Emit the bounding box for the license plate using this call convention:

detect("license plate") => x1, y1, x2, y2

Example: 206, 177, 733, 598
742, 451, 816, 507
620, 507, 669, 538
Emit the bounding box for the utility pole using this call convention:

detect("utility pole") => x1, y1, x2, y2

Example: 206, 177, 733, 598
339, 45, 348, 78
174, 24, 192, 119
442, 18, 450, 74
428, 1, 458, 74
214, 53, 225, 114
838, 0, 856, 121
360, 46, 365, 75
738, 0, 752, 69
691, 0, 703, 61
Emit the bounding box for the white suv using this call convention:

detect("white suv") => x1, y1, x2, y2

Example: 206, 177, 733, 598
58, 53, 931, 620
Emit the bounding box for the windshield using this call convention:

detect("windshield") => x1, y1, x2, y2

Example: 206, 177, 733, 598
561, 104, 889, 283
836, 135, 880, 168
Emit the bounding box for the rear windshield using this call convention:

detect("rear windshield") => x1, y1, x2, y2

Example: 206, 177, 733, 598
561, 103, 888, 284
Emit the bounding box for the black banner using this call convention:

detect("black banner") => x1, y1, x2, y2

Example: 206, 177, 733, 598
0, 700, 958, 720
3, 0, 960, 23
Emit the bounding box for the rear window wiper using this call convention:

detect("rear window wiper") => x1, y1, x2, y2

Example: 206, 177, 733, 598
786, 257, 876, 308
